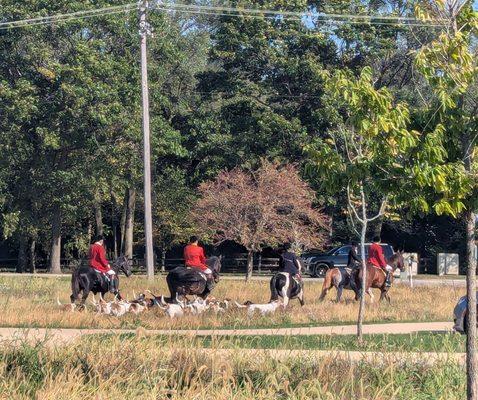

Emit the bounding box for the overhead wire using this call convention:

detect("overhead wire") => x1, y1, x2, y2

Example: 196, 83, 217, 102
154, 1, 446, 25
0, 1, 447, 30
0, 3, 137, 30
154, 5, 441, 28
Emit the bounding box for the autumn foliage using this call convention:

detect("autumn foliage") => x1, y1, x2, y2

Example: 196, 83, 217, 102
194, 160, 328, 279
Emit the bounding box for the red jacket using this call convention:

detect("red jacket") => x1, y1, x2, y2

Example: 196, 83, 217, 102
184, 244, 208, 271
367, 243, 387, 269
89, 243, 110, 273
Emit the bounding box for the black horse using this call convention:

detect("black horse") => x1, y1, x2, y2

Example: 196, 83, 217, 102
166, 256, 222, 301
70, 255, 132, 305
270, 272, 304, 308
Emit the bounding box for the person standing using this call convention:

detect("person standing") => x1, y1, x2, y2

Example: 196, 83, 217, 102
89, 235, 116, 293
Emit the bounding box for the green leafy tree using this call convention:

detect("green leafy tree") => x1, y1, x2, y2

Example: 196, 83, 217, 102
414, 1, 478, 397
305, 66, 468, 340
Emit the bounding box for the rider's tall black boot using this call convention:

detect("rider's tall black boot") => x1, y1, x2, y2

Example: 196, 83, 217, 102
385, 272, 391, 287
206, 276, 215, 292
109, 277, 117, 293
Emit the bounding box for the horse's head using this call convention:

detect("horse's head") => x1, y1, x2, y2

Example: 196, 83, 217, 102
114, 255, 132, 277
206, 255, 222, 282
389, 251, 405, 272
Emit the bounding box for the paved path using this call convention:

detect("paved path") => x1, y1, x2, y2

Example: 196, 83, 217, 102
0, 321, 453, 346
0, 325, 463, 366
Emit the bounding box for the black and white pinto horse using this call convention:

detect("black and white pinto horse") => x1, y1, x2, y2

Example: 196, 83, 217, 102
166, 256, 222, 301
319, 267, 359, 302
269, 272, 304, 307
70, 255, 132, 305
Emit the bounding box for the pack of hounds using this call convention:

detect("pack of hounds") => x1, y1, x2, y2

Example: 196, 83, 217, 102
57, 291, 283, 319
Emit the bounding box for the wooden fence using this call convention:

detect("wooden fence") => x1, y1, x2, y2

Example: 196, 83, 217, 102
0, 255, 281, 275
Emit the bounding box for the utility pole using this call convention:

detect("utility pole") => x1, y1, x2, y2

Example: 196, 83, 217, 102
139, 0, 154, 280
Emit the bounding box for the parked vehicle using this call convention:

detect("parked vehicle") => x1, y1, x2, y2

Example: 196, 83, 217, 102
302, 244, 395, 277
453, 294, 478, 334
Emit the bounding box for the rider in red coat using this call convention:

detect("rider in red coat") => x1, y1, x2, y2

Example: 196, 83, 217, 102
184, 237, 209, 272
367, 236, 392, 287
89, 236, 116, 292
183, 236, 214, 290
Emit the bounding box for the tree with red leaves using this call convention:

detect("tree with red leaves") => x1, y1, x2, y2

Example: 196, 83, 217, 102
194, 160, 328, 280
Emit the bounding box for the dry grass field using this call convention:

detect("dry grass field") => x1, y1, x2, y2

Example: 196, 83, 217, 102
0, 335, 465, 399
0, 274, 460, 330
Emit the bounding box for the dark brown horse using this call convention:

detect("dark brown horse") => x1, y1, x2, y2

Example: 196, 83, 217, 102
356, 251, 405, 303
166, 256, 222, 301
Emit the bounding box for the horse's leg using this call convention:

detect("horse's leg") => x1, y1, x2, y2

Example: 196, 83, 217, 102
80, 288, 90, 306
319, 271, 334, 301
70, 291, 79, 304
166, 275, 177, 303
298, 289, 305, 306
336, 285, 343, 302
366, 288, 374, 303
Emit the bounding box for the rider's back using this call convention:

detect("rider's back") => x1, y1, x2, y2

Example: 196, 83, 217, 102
279, 251, 300, 275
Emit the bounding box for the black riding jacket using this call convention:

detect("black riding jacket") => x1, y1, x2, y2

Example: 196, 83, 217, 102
347, 247, 361, 268
279, 251, 300, 275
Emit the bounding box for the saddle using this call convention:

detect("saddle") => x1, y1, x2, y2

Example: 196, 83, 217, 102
185, 266, 207, 281
368, 263, 386, 276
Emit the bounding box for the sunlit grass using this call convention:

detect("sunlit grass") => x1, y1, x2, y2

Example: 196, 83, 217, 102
0, 335, 466, 399
0, 275, 460, 330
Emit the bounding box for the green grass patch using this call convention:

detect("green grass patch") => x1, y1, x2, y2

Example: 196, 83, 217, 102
91, 331, 466, 353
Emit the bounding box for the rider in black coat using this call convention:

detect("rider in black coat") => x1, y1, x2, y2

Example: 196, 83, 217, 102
278, 243, 302, 280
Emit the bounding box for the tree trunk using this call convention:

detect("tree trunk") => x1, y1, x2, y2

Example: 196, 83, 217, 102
49, 205, 62, 274
120, 189, 127, 254
357, 220, 367, 342
94, 199, 103, 237
16, 238, 27, 273
466, 209, 477, 399
161, 249, 166, 273
372, 215, 383, 239
245, 250, 253, 282
124, 187, 136, 259
113, 224, 118, 259
29, 238, 36, 274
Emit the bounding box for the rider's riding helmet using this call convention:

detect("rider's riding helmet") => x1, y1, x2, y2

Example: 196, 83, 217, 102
92, 235, 104, 244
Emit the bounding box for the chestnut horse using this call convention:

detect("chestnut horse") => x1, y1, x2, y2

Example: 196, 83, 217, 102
356, 251, 405, 303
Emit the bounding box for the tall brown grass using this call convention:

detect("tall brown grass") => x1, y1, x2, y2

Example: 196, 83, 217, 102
0, 335, 466, 399
0, 275, 459, 330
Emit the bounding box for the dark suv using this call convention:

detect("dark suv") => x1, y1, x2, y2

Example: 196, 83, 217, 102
302, 244, 395, 277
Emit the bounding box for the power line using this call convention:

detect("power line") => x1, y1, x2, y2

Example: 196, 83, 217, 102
0, 1, 445, 31
0, 8, 136, 31
156, 1, 445, 24
0, 3, 137, 30
155, 5, 441, 28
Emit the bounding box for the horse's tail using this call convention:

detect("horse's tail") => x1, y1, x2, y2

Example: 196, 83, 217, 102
270, 274, 280, 302
319, 269, 335, 301
71, 271, 81, 303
